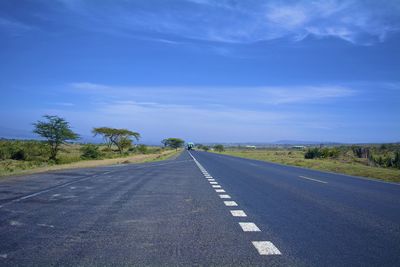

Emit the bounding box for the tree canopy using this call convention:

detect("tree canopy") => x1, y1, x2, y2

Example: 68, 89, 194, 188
33, 115, 79, 160
213, 144, 225, 152
92, 127, 140, 153
161, 138, 185, 150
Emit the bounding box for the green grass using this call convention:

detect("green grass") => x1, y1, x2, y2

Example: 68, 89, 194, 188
217, 149, 400, 183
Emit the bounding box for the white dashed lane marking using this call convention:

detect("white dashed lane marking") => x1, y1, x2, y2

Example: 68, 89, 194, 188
239, 222, 261, 232
224, 201, 238, 207
230, 210, 247, 217
252, 241, 282, 255
188, 151, 282, 257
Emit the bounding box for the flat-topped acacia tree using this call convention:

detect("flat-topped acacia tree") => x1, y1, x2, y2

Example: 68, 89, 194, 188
161, 138, 185, 150
33, 115, 79, 161
92, 127, 140, 154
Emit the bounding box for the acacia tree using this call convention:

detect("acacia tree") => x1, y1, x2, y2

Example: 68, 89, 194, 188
161, 138, 185, 150
33, 115, 79, 160
92, 127, 140, 154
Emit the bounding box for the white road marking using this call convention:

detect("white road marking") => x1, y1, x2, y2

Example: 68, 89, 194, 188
239, 222, 261, 232
299, 176, 327, 184
188, 151, 283, 257
37, 223, 55, 228
10, 220, 23, 226
230, 210, 247, 217
252, 241, 282, 255
0, 170, 114, 207
224, 201, 238, 206
0, 254, 7, 259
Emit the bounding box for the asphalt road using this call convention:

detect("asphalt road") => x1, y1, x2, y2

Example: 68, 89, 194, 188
0, 151, 399, 266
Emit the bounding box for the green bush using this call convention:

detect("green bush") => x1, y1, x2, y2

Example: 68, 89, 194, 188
80, 144, 102, 159
11, 149, 27, 160
0, 140, 49, 161
305, 147, 340, 159
304, 148, 321, 159
214, 144, 224, 152
137, 144, 148, 154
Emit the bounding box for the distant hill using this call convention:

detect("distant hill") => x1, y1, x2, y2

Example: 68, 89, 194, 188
0, 126, 35, 140
273, 140, 341, 145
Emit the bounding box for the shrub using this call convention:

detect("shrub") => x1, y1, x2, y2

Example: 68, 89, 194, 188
352, 146, 370, 158
80, 144, 102, 159
137, 144, 148, 154
11, 149, 27, 160
304, 148, 321, 159
394, 151, 400, 169
214, 144, 224, 152
0, 140, 49, 161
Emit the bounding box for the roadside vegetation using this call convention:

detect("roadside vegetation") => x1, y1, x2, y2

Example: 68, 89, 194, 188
208, 144, 400, 182
0, 115, 183, 177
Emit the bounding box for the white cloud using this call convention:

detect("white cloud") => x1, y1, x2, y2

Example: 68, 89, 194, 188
263, 1, 399, 44
70, 82, 356, 106
260, 86, 355, 104
49, 0, 400, 45
0, 17, 34, 34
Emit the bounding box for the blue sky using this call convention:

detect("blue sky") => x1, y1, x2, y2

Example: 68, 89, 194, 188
0, 0, 399, 144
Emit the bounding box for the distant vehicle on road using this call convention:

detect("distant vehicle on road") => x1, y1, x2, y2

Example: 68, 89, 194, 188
187, 142, 195, 150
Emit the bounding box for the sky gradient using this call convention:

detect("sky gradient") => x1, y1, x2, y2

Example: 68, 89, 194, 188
1, 0, 399, 144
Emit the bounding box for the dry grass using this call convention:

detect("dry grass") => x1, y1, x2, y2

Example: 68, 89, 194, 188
217, 149, 400, 183
0, 149, 180, 178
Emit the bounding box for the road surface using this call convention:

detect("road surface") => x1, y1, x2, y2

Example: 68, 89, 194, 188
0, 151, 399, 266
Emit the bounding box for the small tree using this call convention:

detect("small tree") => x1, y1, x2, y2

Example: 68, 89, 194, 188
161, 138, 185, 150
92, 127, 140, 154
33, 115, 79, 160
214, 144, 224, 152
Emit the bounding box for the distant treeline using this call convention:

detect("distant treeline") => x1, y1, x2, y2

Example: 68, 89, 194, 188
0, 115, 186, 165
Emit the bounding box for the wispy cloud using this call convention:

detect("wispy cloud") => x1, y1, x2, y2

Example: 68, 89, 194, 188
46, 0, 400, 45
41, 82, 360, 142
0, 16, 34, 34
70, 82, 356, 106
260, 86, 355, 104
265, 1, 400, 44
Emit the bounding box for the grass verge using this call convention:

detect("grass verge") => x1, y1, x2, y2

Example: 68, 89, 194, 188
0, 149, 181, 178
216, 150, 400, 183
